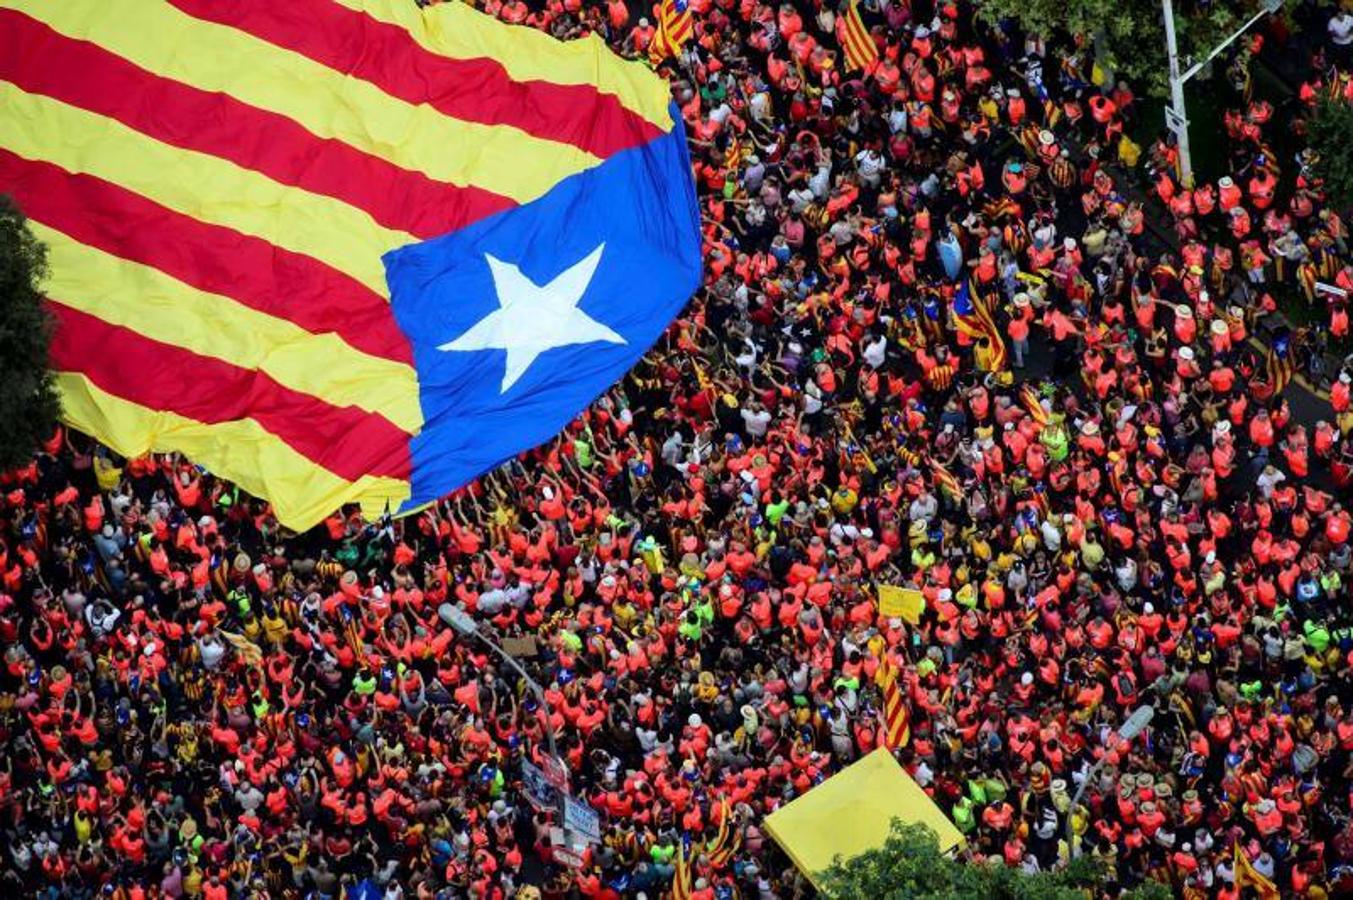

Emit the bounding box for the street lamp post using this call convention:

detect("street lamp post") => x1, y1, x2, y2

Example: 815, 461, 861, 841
439, 602, 560, 761
1066, 705, 1155, 860
1161, 0, 1284, 186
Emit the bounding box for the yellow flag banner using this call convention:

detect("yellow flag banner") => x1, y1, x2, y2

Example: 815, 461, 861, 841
878, 585, 925, 624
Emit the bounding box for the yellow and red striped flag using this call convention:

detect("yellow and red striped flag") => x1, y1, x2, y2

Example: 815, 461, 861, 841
706, 797, 742, 868
649, 0, 695, 63
1233, 842, 1279, 900
672, 837, 693, 900
0, 0, 687, 531
930, 460, 962, 503
837, 0, 878, 72
1265, 331, 1295, 398
875, 653, 910, 750
1020, 383, 1051, 426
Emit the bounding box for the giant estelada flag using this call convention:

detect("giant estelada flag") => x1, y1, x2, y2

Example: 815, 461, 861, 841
0, 0, 702, 529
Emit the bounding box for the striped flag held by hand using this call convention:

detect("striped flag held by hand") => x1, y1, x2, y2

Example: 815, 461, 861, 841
649, 0, 694, 63
875, 653, 910, 750
1265, 331, 1295, 397
1, 0, 698, 531
838, 0, 878, 72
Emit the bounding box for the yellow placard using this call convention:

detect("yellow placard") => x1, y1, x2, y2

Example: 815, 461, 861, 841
878, 585, 925, 624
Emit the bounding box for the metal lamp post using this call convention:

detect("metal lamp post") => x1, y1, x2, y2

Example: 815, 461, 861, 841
1161, 0, 1284, 185
1066, 705, 1156, 860
439, 602, 559, 761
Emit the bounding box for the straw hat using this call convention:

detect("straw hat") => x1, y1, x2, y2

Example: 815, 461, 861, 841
1081, 421, 1100, 436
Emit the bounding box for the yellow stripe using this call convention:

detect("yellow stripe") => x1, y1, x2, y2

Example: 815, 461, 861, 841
32, 222, 423, 434
9, 0, 603, 207
0, 82, 404, 297
343, 0, 673, 132
57, 372, 410, 530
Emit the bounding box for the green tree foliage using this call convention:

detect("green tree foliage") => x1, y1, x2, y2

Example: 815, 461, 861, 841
1307, 97, 1353, 212
975, 0, 1262, 96
815, 821, 1173, 900
0, 195, 61, 470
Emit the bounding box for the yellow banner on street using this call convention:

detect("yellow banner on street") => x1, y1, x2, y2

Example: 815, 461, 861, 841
764, 748, 965, 889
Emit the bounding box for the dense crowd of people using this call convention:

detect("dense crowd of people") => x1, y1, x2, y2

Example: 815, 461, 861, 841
5, 0, 1353, 897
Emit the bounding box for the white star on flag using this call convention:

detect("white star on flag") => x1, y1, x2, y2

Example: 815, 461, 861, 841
438, 243, 626, 393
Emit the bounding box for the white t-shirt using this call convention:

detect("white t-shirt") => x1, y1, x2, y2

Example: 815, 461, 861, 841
741, 407, 771, 437
863, 336, 887, 368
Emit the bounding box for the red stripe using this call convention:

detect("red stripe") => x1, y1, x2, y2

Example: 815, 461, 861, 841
49, 302, 413, 482
0, 10, 511, 240
843, 7, 876, 67
0, 149, 413, 366
168, 0, 665, 161
842, 30, 870, 69
845, 31, 875, 69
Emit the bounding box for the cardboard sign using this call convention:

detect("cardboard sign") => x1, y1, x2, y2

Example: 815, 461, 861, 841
501, 636, 539, 658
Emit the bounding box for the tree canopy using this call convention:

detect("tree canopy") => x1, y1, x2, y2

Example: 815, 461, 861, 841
815, 821, 1173, 900
0, 196, 61, 470
975, 0, 1270, 96
1306, 96, 1353, 212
